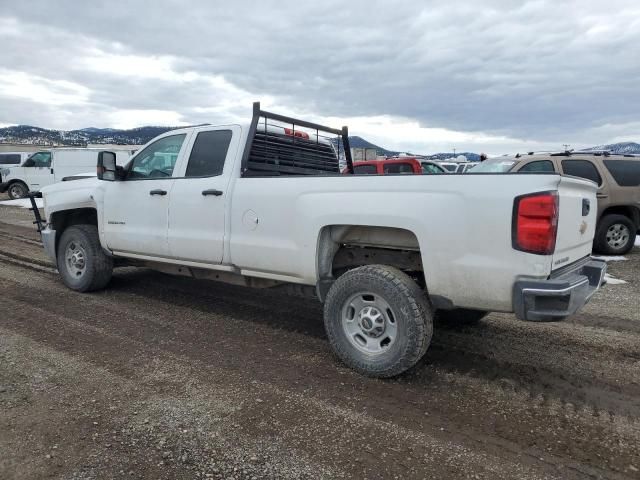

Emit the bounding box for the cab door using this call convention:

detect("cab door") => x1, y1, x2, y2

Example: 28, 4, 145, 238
167, 126, 240, 264
103, 132, 191, 258
22, 151, 52, 190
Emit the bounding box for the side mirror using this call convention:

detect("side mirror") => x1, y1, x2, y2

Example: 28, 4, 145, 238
97, 151, 117, 181
23, 158, 35, 167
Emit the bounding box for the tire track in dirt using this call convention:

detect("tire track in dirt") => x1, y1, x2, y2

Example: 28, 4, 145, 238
0, 260, 638, 478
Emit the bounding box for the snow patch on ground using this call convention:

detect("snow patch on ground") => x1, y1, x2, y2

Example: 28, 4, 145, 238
604, 274, 627, 285
0, 198, 43, 209
592, 256, 628, 262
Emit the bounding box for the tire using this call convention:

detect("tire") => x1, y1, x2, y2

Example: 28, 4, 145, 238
323, 265, 433, 378
56, 224, 113, 292
8, 181, 28, 200
435, 309, 488, 326
593, 214, 636, 255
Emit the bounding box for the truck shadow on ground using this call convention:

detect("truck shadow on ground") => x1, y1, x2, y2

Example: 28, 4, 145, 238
103, 268, 638, 414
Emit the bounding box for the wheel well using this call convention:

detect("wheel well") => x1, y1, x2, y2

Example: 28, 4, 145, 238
316, 225, 424, 300
51, 208, 98, 249
600, 206, 640, 228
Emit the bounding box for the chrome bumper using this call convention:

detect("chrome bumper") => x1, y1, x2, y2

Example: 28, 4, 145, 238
513, 258, 607, 321
41, 227, 57, 263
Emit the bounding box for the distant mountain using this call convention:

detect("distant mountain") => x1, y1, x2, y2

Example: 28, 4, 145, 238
0, 124, 179, 146
582, 142, 640, 155
1, 123, 636, 159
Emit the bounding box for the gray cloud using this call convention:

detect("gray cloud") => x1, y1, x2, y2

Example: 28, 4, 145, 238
0, 0, 639, 153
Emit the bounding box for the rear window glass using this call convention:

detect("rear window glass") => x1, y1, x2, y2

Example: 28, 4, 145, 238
185, 130, 232, 177
0, 154, 21, 164
470, 159, 517, 173
383, 163, 414, 174
603, 160, 640, 186
561, 159, 602, 185
353, 164, 377, 174
518, 160, 555, 173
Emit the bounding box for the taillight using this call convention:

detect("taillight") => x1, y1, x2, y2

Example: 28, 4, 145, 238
512, 191, 558, 255
284, 128, 310, 139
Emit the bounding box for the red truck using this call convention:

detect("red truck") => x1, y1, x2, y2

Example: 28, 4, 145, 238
347, 157, 447, 175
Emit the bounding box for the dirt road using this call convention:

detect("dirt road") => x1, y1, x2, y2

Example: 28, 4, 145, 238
1, 204, 639, 479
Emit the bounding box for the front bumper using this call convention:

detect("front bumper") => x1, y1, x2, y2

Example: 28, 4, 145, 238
513, 258, 607, 321
0, 182, 8, 193
41, 227, 57, 263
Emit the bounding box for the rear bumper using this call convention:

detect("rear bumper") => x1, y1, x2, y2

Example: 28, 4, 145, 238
513, 258, 607, 321
0, 182, 8, 193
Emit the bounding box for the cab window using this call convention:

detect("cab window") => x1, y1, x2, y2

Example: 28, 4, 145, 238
185, 130, 232, 177
27, 152, 52, 168
353, 164, 377, 174
421, 163, 445, 174
127, 134, 186, 180
518, 160, 555, 173
561, 159, 602, 185
383, 162, 414, 174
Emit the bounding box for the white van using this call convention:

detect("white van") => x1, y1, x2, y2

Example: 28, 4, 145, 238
0, 148, 133, 199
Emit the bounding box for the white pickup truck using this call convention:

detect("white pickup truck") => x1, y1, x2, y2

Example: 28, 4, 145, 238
34, 103, 606, 377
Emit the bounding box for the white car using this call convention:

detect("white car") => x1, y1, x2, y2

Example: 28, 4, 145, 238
35, 103, 606, 377
0, 148, 133, 199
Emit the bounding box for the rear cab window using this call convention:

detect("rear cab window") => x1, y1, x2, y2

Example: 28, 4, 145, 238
383, 162, 414, 174
185, 130, 233, 177
561, 159, 602, 185
353, 164, 377, 175
603, 160, 640, 186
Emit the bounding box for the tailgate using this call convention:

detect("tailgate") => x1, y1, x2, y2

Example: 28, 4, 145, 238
552, 176, 598, 270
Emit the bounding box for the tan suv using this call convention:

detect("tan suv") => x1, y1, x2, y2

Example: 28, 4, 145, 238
473, 152, 640, 255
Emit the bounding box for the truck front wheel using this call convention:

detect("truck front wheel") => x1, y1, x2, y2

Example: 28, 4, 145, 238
57, 225, 113, 292
323, 265, 433, 378
8, 181, 28, 200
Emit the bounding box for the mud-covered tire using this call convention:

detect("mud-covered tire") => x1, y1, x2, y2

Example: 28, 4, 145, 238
593, 214, 635, 255
323, 265, 433, 378
435, 309, 488, 326
8, 181, 28, 200
56, 225, 113, 292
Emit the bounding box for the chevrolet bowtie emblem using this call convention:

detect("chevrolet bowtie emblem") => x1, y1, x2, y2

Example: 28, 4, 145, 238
579, 221, 588, 235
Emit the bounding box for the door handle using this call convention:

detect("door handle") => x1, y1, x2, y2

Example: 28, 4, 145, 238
596, 193, 608, 199
202, 189, 223, 196
149, 189, 167, 196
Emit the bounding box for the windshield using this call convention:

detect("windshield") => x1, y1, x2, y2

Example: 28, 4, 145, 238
471, 158, 517, 173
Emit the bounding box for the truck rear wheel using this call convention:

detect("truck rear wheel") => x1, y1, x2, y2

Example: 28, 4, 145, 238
594, 214, 635, 255
323, 265, 433, 378
57, 225, 113, 292
8, 181, 28, 200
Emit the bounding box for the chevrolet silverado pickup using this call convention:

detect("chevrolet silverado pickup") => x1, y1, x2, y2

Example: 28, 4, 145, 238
33, 103, 606, 377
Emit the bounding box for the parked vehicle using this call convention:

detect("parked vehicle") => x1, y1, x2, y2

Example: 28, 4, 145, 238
348, 158, 447, 175
33, 103, 606, 378
0, 148, 133, 199
0, 152, 31, 185
473, 152, 640, 255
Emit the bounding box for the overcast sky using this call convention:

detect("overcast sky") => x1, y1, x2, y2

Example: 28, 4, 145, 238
1, 1, 639, 154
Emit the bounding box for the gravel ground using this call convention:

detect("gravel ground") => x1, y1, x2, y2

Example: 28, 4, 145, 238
0, 202, 639, 479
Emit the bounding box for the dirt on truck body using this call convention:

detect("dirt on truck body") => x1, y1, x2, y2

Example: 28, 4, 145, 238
0, 201, 639, 479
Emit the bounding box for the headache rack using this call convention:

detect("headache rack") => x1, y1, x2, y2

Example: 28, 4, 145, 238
241, 102, 353, 176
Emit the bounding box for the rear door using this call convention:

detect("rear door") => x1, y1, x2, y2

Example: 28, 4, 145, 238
167, 126, 240, 264
552, 176, 598, 269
